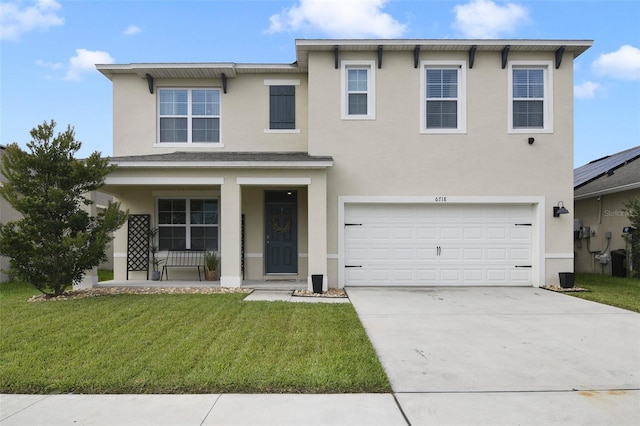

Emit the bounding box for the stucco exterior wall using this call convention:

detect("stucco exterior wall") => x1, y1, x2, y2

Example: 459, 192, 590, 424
574, 189, 640, 275
307, 49, 576, 285
111, 73, 308, 157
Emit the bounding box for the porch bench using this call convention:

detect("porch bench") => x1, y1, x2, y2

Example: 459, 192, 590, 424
161, 249, 206, 281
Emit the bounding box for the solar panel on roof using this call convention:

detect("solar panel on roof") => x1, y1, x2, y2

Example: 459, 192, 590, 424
574, 146, 640, 188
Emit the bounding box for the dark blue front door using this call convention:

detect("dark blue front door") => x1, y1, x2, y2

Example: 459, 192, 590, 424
265, 191, 298, 274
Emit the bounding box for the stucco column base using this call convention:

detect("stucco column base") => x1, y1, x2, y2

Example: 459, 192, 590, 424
220, 276, 242, 288
75, 269, 97, 290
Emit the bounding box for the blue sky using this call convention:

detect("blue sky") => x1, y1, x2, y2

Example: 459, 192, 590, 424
1, 0, 639, 167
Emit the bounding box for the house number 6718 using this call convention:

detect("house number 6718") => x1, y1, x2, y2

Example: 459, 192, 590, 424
435, 196, 447, 202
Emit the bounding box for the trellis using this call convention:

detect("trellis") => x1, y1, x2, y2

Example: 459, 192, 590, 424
127, 214, 150, 280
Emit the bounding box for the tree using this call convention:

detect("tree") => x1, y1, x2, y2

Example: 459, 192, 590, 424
624, 197, 640, 278
0, 120, 128, 296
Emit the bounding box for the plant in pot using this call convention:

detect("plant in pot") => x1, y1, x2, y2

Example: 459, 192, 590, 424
148, 227, 163, 281
204, 250, 219, 281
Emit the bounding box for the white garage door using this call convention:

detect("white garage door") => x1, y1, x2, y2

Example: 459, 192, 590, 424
344, 203, 534, 286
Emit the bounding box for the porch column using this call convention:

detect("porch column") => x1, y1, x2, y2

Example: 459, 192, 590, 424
75, 190, 98, 290
220, 179, 242, 287
307, 172, 328, 291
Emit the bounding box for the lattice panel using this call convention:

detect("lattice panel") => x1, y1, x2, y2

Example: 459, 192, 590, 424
127, 214, 150, 280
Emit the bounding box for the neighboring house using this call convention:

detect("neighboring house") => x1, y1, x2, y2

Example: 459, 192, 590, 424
97, 38, 592, 289
0, 145, 22, 282
574, 146, 640, 276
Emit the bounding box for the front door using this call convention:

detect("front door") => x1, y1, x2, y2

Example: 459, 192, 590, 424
265, 191, 298, 274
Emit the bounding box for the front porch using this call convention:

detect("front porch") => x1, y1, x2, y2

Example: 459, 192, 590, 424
102, 152, 333, 291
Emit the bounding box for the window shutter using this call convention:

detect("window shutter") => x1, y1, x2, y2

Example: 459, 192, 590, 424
270, 86, 295, 129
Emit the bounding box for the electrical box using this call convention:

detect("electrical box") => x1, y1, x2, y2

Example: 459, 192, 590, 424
574, 219, 583, 232
582, 226, 591, 239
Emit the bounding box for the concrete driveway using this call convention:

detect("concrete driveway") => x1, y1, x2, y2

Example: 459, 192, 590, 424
347, 287, 640, 425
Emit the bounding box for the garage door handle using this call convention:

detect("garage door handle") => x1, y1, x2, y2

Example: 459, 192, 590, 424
515, 265, 532, 268
345, 265, 362, 268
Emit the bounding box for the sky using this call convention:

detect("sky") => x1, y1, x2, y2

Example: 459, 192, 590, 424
0, 0, 639, 167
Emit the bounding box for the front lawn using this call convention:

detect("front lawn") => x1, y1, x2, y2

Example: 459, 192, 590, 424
0, 282, 390, 394
572, 273, 640, 313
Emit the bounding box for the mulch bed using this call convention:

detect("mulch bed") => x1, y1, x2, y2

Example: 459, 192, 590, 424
28, 287, 253, 302
292, 288, 347, 298
540, 285, 590, 293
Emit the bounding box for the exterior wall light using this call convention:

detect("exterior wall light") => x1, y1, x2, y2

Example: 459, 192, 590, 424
553, 201, 569, 217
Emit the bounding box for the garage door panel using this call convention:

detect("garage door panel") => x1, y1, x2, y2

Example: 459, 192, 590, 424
440, 269, 462, 281
417, 248, 437, 260
463, 227, 484, 240
344, 203, 534, 286
511, 227, 532, 240
486, 269, 508, 283
510, 248, 532, 261
463, 269, 484, 282
440, 227, 461, 240
511, 268, 532, 283
463, 248, 484, 261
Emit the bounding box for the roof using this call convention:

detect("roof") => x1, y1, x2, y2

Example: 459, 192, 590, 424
574, 146, 640, 199
109, 151, 333, 169
97, 38, 593, 80
295, 39, 593, 69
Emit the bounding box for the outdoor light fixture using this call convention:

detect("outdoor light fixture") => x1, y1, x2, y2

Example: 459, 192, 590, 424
553, 201, 569, 217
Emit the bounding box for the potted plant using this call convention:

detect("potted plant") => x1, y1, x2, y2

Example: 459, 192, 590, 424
204, 250, 219, 281
148, 227, 163, 281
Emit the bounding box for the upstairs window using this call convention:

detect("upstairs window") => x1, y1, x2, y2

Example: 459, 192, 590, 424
158, 89, 220, 143
269, 85, 295, 129
341, 60, 376, 120
509, 62, 553, 133
421, 61, 466, 133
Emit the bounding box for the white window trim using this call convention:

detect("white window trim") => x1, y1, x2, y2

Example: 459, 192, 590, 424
420, 60, 467, 134
263, 79, 300, 86
341, 60, 376, 120
157, 87, 222, 144
508, 61, 553, 134
156, 197, 220, 251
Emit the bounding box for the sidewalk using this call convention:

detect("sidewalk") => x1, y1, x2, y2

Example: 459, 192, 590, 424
0, 393, 407, 426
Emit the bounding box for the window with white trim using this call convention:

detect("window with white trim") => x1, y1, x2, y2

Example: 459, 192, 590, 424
341, 60, 375, 119
157, 198, 219, 250
508, 62, 553, 133
421, 61, 466, 133
158, 89, 220, 143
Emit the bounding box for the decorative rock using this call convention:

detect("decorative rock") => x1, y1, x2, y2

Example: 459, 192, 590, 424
28, 287, 253, 302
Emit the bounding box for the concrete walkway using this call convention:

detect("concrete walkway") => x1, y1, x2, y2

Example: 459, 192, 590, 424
2, 287, 639, 425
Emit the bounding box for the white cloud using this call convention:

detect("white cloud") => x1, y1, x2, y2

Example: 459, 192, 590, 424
592, 45, 640, 81
0, 0, 64, 40
574, 81, 600, 99
452, 0, 528, 39
65, 49, 114, 81
34, 58, 63, 70
266, 0, 406, 38
122, 24, 141, 36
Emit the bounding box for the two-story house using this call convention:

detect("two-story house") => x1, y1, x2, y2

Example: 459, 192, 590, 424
97, 39, 592, 290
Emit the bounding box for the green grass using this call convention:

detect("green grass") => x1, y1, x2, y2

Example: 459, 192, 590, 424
98, 269, 114, 282
0, 282, 390, 394
571, 273, 640, 313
